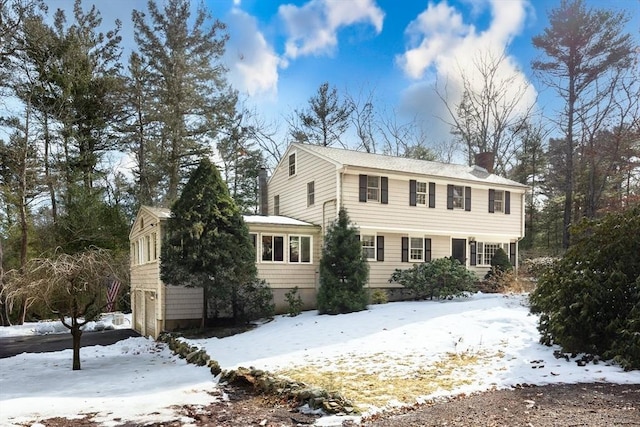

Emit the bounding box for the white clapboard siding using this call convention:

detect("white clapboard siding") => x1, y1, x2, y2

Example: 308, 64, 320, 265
268, 146, 338, 226
343, 173, 523, 240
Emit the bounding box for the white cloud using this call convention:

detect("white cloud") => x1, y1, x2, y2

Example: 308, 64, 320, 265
396, 0, 536, 147
224, 9, 282, 97
279, 0, 384, 59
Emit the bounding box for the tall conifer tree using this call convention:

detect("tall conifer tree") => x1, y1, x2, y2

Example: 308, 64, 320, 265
317, 208, 369, 314
161, 158, 272, 322
531, 0, 635, 247
132, 0, 236, 206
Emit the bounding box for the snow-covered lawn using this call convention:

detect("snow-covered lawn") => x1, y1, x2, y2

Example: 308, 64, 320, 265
1, 293, 639, 426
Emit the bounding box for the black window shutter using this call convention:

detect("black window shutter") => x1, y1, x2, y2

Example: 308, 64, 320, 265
359, 175, 367, 202
465, 186, 472, 211
409, 180, 417, 206
505, 191, 511, 214
470, 241, 477, 266
377, 236, 385, 261
381, 177, 388, 204
401, 237, 409, 262
488, 189, 495, 213
429, 182, 436, 208
510, 242, 516, 266
447, 185, 454, 210
424, 238, 432, 262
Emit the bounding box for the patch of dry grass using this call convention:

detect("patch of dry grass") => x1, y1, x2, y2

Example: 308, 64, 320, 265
275, 350, 505, 410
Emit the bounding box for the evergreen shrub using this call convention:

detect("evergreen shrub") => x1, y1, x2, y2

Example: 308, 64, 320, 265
317, 209, 369, 315
390, 257, 477, 300
529, 205, 640, 370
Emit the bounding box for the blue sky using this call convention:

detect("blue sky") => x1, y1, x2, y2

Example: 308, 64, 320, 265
45, 0, 640, 155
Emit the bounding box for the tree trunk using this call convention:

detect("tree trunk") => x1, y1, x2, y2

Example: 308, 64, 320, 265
71, 325, 83, 370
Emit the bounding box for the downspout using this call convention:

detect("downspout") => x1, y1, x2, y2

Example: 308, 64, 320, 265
337, 166, 345, 215
322, 199, 337, 234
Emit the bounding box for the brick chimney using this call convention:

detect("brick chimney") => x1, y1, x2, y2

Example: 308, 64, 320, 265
474, 152, 495, 173
258, 167, 268, 215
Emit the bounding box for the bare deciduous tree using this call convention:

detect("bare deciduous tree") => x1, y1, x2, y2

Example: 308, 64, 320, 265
437, 50, 535, 175
347, 85, 378, 153
2, 248, 125, 370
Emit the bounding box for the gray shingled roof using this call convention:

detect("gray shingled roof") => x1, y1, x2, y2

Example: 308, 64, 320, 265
293, 143, 527, 188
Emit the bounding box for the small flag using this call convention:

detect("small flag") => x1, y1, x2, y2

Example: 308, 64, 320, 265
106, 280, 121, 312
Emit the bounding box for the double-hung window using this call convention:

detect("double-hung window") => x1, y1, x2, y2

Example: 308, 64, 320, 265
361, 235, 376, 260
289, 235, 312, 263
367, 176, 380, 201
262, 235, 284, 262
416, 182, 427, 205
489, 189, 510, 214
452, 185, 464, 209
410, 237, 424, 261
494, 191, 504, 212
288, 153, 296, 176
307, 181, 315, 206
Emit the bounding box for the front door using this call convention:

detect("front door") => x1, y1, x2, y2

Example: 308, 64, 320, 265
452, 238, 466, 265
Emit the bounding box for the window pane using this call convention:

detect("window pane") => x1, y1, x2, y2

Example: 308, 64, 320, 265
367, 176, 379, 201
289, 153, 296, 176
274, 236, 284, 261
262, 235, 273, 261
289, 236, 299, 263
307, 181, 315, 206
301, 236, 311, 263
361, 235, 376, 260
494, 191, 503, 212
453, 185, 464, 208
410, 237, 423, 261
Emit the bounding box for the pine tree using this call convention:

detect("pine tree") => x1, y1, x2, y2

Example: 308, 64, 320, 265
292, 82, 354, 147
132, 0, 237, 205
160, 158, 273, 323
317, 208, 369, 314
532, 0, 635, 247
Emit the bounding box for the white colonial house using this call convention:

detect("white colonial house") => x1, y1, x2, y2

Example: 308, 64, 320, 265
130, 143, 527, 337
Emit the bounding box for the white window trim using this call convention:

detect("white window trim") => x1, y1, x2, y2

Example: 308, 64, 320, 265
361, 234, 377, 261
416, 181, 427, 206
494, 190, 504, 213
261, 234, 286, 263
409, 237, 424, 262
452, 185, 465, 209
307, 181, 315, 207
367, 176, 380, 202
476, 242, 509, 266
288, 152, 296, 177
289, 235, 313, 264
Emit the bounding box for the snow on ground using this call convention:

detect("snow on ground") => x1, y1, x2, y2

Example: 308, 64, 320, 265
0, 312, 134, 337
1, 294, 639, 426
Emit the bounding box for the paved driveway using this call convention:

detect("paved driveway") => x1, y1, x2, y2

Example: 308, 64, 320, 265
0, 329, 141, 359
